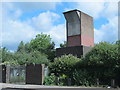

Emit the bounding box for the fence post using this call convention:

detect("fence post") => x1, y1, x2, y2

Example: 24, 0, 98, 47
96, 78, 99, 86
111, 79, 115, 87
6, 65, 10, 83
0, 65, 6, 83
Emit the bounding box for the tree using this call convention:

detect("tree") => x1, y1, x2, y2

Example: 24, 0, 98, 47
14, 51, 49, 65
0, 47, 18, 65
17, 33, 56, 61
83, 42, 118, 67
29, 34, 53, 52
114, 40, 120, 85
0, 46, 49, 65
17, 41, 25, 52
60, 41, 67, 48
76, 41, 119, 85
115, 40, 120, 67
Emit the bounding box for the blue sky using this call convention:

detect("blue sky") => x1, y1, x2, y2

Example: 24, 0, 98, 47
1, 0, 119, 51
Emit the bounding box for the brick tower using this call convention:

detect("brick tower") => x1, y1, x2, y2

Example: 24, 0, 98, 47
56, 9, 94, 57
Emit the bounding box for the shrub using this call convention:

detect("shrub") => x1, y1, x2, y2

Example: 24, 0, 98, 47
43, 73, 56, 85
73, 69, 96, 86
49, 54, 81, 85
44, 73, 69, 86
49, 54, 81, 77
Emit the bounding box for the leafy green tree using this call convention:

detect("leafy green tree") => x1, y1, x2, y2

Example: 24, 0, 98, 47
17, 33, 55, 61
115, 40, 120, 67
24, 42, 32, 53
1, 47, 49, 65
0, 47, 18, 65
83, 42, 118, 67
28, 51, 49, 65
114, 40, 120, 85
60, 41, 67, 48
14, 51, 48, 65
30, 34, 53, 52
2, 47, 11, 62
75, 41, 119, 85
17, 41, 25, 52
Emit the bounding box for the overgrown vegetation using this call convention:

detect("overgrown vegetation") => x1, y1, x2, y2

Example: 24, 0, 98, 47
0, 33, 120, 87
47, 41, 120, 86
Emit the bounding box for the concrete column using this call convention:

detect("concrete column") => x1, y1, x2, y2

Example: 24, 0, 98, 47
6, 65, 10, 83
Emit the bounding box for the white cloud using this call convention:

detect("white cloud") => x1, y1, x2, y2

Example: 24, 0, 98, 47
2, 6, 66, 50
94, 29, 104, 43
95, 2, 118, 43
76, 2, 105, 19
2, 2, 22, 21
28, 11, 66, 47
2, 2, 60, 20
102, 2, 118, 19
94, 16, 118, 43
29, 11, 60, 31
2, 19, 37, 50
45, 24, 66, 47
2, 2, 65, 50
12, 2, 60, 12
76, 1, 118, 19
